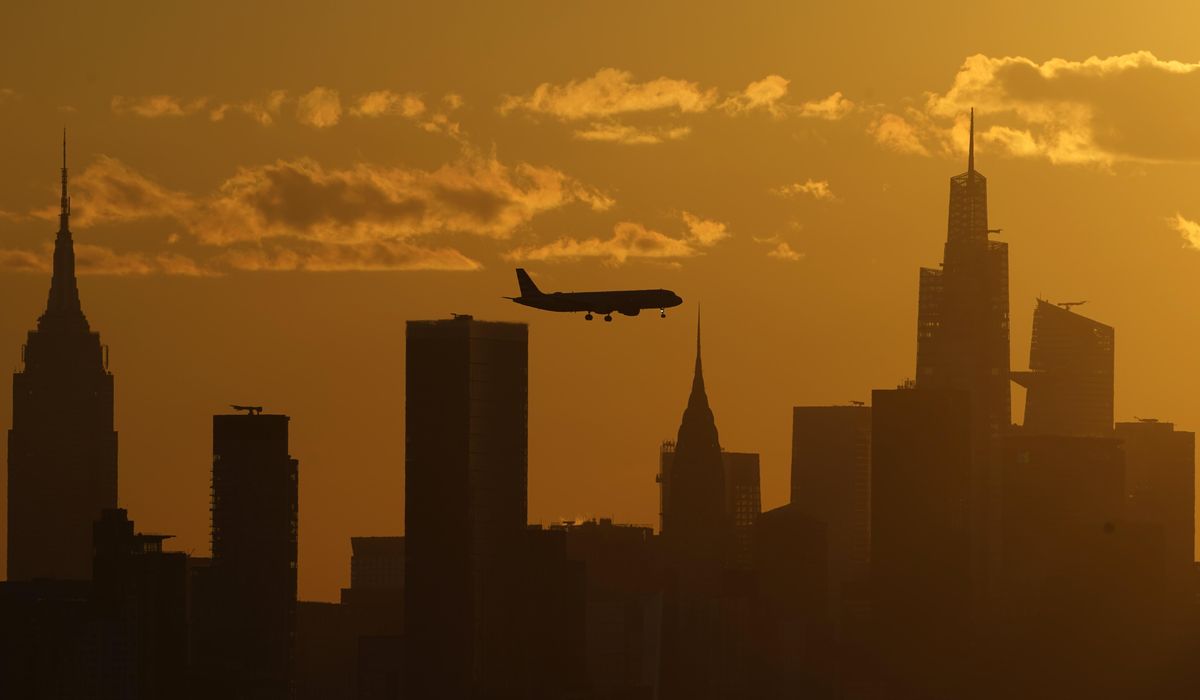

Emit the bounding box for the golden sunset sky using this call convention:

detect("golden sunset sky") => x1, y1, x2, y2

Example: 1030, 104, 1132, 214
3, 1, 1200, 599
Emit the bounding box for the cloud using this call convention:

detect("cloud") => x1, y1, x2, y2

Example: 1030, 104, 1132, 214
500, 68, 718, 120
869, 112, 932, 155
721, 75, 791, 116
0, 88, 18, 103
218, 240, 481, 272
351, 90, 427, 118
31, 155, 193, 228
0, 243, 208, 276
574, 122, 691, 144
9, 152, 607, 275
296, 87, 343, 128
111, 95, 208, 118
771, 179, 836, 201
721, 77, 854, 120
885, 51, 1200, 165
680, 211, 730, 245
767, 241, 804, 261
194, 153, 611, 245
797, 91, 855, 120
210, 90, 288, 125
504, 212, 728, 265
1168, 213, 1200, 250
504, 69, 853, 144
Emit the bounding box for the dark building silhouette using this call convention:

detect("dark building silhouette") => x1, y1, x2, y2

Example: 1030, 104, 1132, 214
554, 518, 662, 699
520, 526, 588, 699
7, 135, 117, 581
790, 405, 871, 632
1011, 299, 1114, 437
0, 578, 94, 698
750, 503, 832, 699
404, 315, 528, 699
1, 509, 187, 699
871, 386, 973, 699
193, 410, 299, 699
914, 111, 1010, 603
658, 316, 741, 700
92, 508, 189, 699
722, 451, 761, 570
997, 433, 1166, 698
341, 537, 404, 699
660, 445, 759, 568
1116, 420, 1195, 605
658, 317, 730, 566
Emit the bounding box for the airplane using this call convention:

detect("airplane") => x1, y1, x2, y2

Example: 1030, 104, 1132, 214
507, 268, 683, 322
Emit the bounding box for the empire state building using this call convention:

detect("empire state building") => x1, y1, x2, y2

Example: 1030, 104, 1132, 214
7, 134, 118, 581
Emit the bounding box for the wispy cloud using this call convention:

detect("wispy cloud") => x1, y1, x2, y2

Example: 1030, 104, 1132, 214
111, 95, 208, 118
574, 123, 691, 145
771, 179, 836, 201
0, 243, 210, 276
9, 151, 610, 274
504, 212, 728, 265
877, 51, 1200, 165
500, 68, 717, 120
209, 90, 288, 125
502, 68, 853, 143
295, 87, 343, 128
351, 90, 426, 118
766, 241, 803, 261
1168, 213, 1200, 250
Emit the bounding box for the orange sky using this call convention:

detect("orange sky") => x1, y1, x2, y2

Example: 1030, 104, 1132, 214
3, 2, 1200, 600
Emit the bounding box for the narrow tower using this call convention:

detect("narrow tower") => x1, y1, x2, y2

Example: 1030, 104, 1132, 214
914, 109, 1011, 603
7, 133, 118, 581
662, 311, 730, 568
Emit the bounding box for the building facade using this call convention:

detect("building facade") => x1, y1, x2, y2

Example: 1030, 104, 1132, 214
404, 315, 528, 698
1011, 299, 1114, 437
7, 136, 117, 581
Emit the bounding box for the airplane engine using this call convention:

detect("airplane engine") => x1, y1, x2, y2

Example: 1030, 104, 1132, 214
618, 308, 641, 316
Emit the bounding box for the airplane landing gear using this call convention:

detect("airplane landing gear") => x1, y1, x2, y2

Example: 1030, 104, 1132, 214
660, 308, 667, 318
604, 314, 613, 322
585, 313, 593, 321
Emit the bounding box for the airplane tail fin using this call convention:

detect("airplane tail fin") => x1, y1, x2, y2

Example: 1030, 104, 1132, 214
515, 268, 542, 297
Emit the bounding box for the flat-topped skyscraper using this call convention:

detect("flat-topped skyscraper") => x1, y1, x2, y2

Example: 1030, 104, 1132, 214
7, 134, 117, 581
405, 315, 528, 698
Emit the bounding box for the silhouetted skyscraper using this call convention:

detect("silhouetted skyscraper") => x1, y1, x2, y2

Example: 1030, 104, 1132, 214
7, 134, 117, 581
871, 386, 973, 699
660, 316, 731, 568
1012, 300, 1114, 437
404, 315, 528, 699
659, 315, 741, 700
998, 433, 1163, 698
914, 111, 1010, 600
198, 410, 299, 700
723, 451, 761, 570
791, 405, 871, 630
92, 508, 188, 699
1116, 419, 1195, 605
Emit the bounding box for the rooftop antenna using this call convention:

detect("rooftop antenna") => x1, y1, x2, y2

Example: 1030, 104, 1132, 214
230, 404, 263, 415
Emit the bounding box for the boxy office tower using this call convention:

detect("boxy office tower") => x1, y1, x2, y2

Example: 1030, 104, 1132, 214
205, 412, 299, 700
405, 316, 528, 698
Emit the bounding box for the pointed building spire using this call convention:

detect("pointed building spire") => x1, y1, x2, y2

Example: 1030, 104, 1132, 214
967, 108, 975, 178
59, 127, 70, 231
689, 305, 708, 409
41, 129, 86, 329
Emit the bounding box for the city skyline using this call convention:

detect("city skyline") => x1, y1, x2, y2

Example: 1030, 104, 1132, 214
5, 4, 1200, 604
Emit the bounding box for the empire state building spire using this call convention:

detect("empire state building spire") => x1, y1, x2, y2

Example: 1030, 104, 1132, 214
41, 129, 87, 329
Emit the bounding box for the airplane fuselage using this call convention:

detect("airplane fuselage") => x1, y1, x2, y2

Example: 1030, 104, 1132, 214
515, 288, 681, 316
